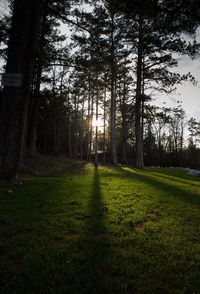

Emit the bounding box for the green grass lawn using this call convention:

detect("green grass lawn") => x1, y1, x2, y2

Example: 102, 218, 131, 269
1, 158, 200, 293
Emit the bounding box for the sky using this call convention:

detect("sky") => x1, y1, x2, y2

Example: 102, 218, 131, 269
155, 53, 200, 121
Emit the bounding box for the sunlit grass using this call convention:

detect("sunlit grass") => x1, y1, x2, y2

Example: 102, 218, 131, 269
0, 159, 200, 293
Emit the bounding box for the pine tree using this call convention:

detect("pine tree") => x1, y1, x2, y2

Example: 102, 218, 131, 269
0, 0, 43, 180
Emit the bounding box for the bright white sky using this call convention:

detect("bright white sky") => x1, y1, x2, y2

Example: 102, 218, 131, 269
153, 54, 200, 121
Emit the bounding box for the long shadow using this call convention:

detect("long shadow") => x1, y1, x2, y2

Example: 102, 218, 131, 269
66, 166, 200, 293
2, 165, 200, 293
150, 171, 200, 187
101, 167, 200, 209
0, 165, 112, 293
65, 166, 111, 293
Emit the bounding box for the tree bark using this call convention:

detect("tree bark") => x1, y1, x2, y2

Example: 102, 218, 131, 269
135, 16, 144, 169
29, 64, 42, 157
94, 72, 99, 166
0, 0, 43, 180
29, 12, 47, 157
110, 13, 117, 164
121, 73, 128, 165
89, 88, 94, 162
67, 92, 72, 158
103, 87, 107, 165
86, 71, 91, 161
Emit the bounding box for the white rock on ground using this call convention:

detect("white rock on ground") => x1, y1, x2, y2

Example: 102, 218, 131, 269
185, 168, 200, 177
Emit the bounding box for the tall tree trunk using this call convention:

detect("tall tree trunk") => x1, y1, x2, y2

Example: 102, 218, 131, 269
89, 88, 94, 162
110, 13, 117, 164
68, 116, 72, 158
180, 121, 184, 162
121, 73, 128, 165
86, 71, 91, 161
135, 16, 144, 169
67, 93, 72, 158
94, 72, 99, 166
73, 95, 78, 160
80, 95, 85, 161
103, 87, 107, 165
43, 131, 48, 154
29, 64, 42, 157
0, 0, 43, 180
29, 13, 47, 157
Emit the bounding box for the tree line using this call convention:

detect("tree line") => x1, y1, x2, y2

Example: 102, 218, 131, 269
0, 0, 200, 180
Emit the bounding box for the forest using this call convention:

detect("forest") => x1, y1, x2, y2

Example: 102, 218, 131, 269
0, 0, 200, 180
0, 0, 200, 293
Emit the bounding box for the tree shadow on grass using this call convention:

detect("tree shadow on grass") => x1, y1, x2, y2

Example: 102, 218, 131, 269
101, 166, 200, 209
0, 165, 112, 293
2, 165, 200, 293
81, 166, 110, 288
61, 166, 112, 293
124, 167, 200, 206
149, 170, 200, 187
36, 166, 200, 293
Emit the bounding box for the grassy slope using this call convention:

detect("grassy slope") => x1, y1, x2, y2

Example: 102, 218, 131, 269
0, 158, 200, 293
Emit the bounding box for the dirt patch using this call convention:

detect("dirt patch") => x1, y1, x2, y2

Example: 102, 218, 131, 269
134, 219, 148, 231
148, 206, 163, 216
0, 221, 34, 238
20, 155, 87, 177
116, 245, 132, 257
74, 214, 91, 221
148, 206, 163, 222
9, 259, 23, 270
93, 233, 106, 241
12, 228, 34, 238
133, 207, 163, 231
55, 234, 78, 247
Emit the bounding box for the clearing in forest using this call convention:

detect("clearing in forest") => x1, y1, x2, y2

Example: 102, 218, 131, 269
0, 158, 200, 293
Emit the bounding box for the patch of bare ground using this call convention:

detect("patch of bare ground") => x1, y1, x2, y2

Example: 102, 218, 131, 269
134, 219, 148, 231
116, 245, 132, 257
148, 206, 163, 221
13, 228, 33, 237
93, 233, 106, 241
54, 234, 78, 247
20, 155, 87, 176
9, 259, 23, 270
134, 207, 163, 231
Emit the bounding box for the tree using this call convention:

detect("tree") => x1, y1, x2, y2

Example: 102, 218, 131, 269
28, 3, 67, 157
0, 0, 43, 180
105, 0, 198, 169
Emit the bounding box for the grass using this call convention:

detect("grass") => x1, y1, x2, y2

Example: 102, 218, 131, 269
0, 157, 200, 293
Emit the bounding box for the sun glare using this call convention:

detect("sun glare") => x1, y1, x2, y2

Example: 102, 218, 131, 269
92, 118, 103, 128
